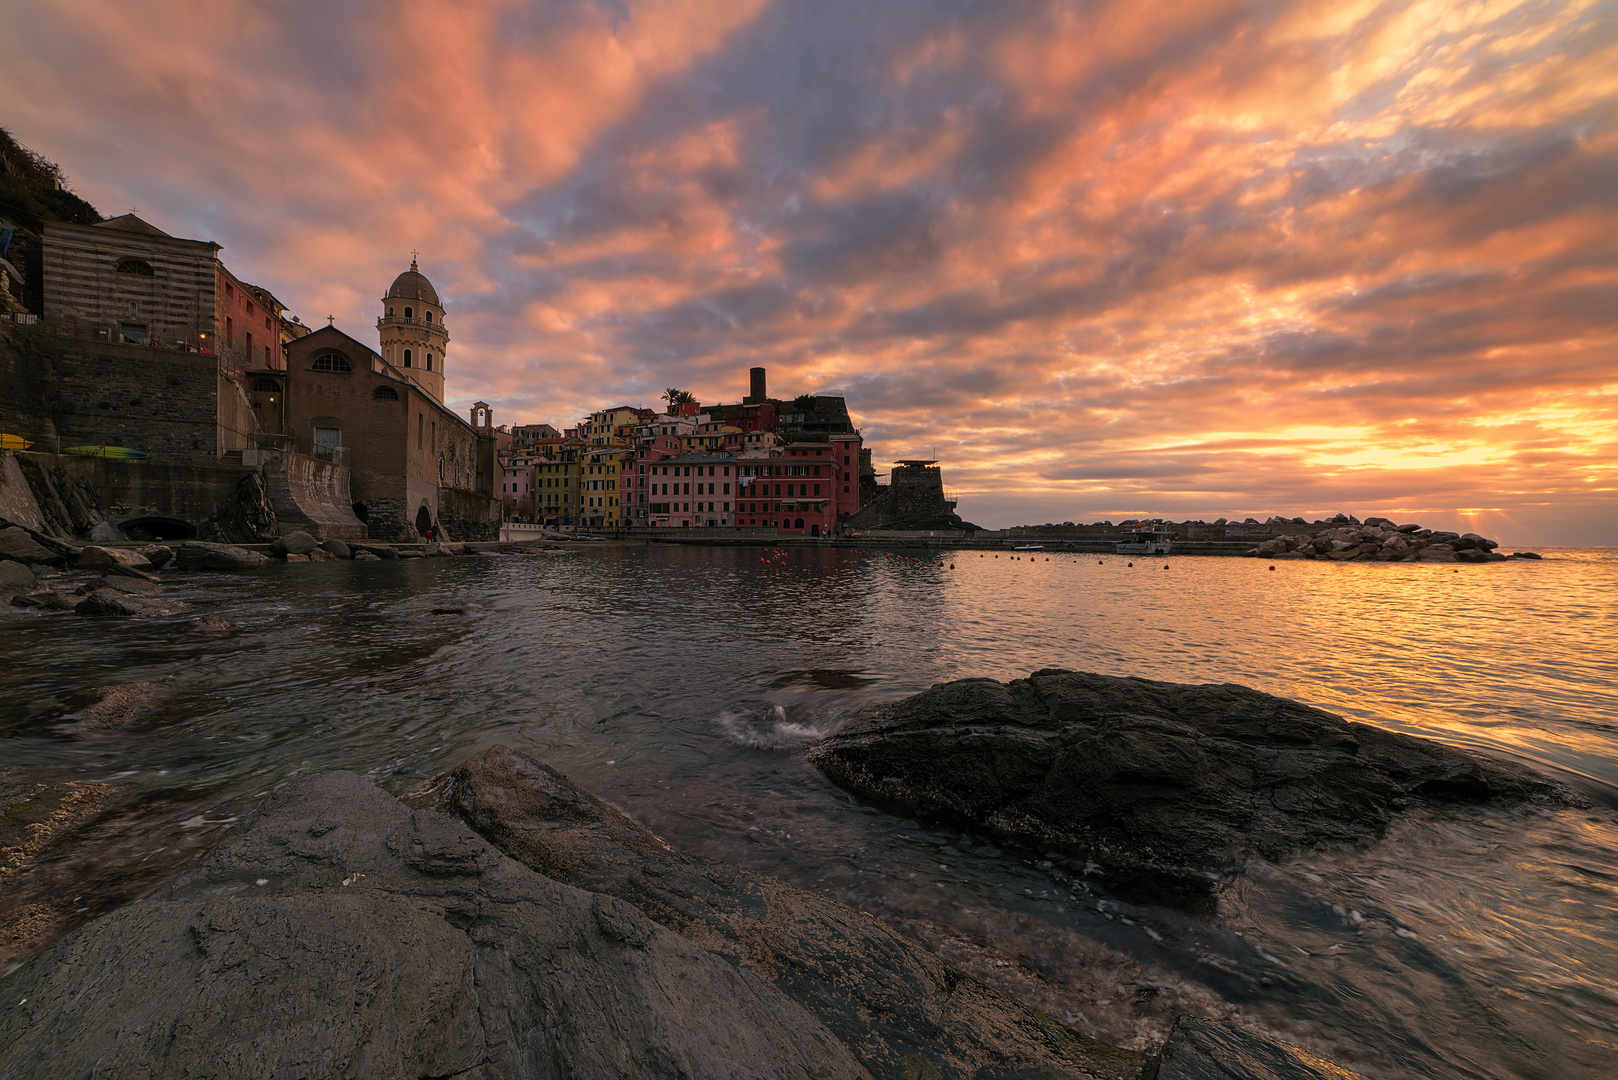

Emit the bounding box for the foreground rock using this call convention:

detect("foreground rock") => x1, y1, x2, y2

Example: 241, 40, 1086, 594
1152, 1017, 1364, 1080
0, 771, 866, 1080
175, 540, 269, 571
808, 670, 1582, 897
1247, 519, 1512, 563
414, 746, 1138, 1080
269, 530, 318, 557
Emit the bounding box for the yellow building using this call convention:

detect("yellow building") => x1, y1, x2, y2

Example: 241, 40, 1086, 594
580, 446, 625, 528
533, 439, 587, 525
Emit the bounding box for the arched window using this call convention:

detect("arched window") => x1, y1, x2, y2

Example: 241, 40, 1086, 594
116, 258, 154, 276
252, 378, 279, 392
404, 306, 413, 319
426, 353, 433, 371
373, 385, 399, 400
311, 352, 352, 372
424, 311, 433, 323
387, 306, 395, 317
403, 348, 413, 367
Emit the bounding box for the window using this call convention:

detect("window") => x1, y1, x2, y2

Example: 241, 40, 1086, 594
314, 427, 340, 461
373, 385, 399, 400
226, 316, 234, 345
311, 352, 352, 372
388, 307, 395, 317
225, 282, 234, 298
404, 348, 413, 367
253, 378, 279, 392
425, 311, 433, 323
417, 414, 424, 449
814, 484, 821, 496
116, 258, 154, 276
426, 353, 433, 372
246, 331, 254, 357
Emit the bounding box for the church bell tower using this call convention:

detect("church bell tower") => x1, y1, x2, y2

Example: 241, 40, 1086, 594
378, 257, 448, 403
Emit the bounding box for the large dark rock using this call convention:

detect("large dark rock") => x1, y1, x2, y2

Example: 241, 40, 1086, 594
0, 771, 866, 1080
807, 670, 1582, 896
270, 530, 319, 557
415, 746, 1140, 1080
0, 559, 37, 597
176, 540, 269, 571
0, 525, 60, 566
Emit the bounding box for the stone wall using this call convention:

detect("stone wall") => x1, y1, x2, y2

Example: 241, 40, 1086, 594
437, 484, 499, 541
258, 448, 366, 540
0, 333, 241, 462
41, 219, 218, 351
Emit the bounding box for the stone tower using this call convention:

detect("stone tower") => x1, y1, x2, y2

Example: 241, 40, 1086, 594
378, 258, 448, 403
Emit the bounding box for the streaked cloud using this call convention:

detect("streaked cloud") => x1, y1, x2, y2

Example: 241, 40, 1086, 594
3, 0, 1613, 540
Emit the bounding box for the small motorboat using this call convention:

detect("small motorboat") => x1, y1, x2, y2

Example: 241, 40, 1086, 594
1012, 544, 1044, 551
1116, 525, 1174, 555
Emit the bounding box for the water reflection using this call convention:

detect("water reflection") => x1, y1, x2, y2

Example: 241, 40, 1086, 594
2, 545, 1616, 1078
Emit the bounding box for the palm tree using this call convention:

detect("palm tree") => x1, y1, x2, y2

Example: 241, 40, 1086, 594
663, 387, 695, 410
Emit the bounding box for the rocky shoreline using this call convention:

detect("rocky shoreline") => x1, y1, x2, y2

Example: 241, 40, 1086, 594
0, 522, 570, 619
1, 744, 1379, 1079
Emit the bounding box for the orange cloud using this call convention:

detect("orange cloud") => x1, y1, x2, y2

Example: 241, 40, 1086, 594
1, 0, 1612, 541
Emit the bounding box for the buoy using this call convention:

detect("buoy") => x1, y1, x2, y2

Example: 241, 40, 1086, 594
1163, 565, 1169, 570
1269, 565, 1275, 571
950, 563, 955, 569
1127, 561, 1133, 567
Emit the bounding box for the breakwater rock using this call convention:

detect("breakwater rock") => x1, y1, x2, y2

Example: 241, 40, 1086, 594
807, 670, 1582, 898
1246, 518, 1520, 562
0, 771, 868, 1080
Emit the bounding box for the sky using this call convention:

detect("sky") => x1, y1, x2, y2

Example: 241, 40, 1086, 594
4, 0, 1615, 542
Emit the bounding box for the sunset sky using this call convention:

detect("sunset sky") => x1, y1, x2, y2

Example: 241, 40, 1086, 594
4, 0, 1614, 541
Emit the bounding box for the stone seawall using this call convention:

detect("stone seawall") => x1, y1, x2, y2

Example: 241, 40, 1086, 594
258, 449, 366, 541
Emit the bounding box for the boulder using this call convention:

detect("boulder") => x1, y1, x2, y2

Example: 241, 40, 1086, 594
1148, 1016, 1367, 1079
1512, 551, 1542, 560
284, 553, 309, 562
87, 521, 126, 544
269, 530, 319, 557
0, 772, 867, 1080
0, 559, 37, 596
1255, 538, 1287, 556
11, 591, 75, 611
1461, 532, 1498, 551
806, 670, 1581, 897
353, 544, 398, 560
77, 545, 149, 571
74, 591, 149, 617
175, 541, 269, 572
1380, 535, 1409, 554
423, 541, 451, 557
307, 548, 336, 561
139, 544, 174, 569
1455, 549, 1488, 563
0, 526, 60, 566
415, 746, 1140, 1080
95, 574, 161, 595
353, 550, 381, 562
320, 538, 351, 559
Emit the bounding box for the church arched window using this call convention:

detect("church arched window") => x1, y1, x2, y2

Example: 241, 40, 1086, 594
373, 385, 400, 400
311, 352, 352, 372
116, 258, 154, 275
403, 348, 413, 367
424, 311, 433, 323
426, 353, 434, 371
252, 378, 279, 392
387, 306, 395, 317
404, 306, 413, 320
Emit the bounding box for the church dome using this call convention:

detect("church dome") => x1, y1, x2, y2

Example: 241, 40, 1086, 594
385, 260, 441, 306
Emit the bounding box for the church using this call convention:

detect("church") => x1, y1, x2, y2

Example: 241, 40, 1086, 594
265, 260, 499, 541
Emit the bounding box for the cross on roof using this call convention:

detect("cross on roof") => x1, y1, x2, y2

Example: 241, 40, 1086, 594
409, 249, 419, 270
327, 314, 335, 325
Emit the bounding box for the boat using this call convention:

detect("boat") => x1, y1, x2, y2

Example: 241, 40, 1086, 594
64, 445, 148, 460
1012, 544, 1044, 551
0, 434, 33, 450
1116, 525, 1174, 555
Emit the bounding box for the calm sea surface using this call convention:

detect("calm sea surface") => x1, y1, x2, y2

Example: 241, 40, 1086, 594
4, 545, 1616, 1078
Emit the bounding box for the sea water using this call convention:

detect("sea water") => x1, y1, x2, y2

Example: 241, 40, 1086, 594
3, 545, 1615, 1078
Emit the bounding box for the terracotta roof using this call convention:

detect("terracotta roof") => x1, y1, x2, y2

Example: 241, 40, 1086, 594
385, 260, 441, 305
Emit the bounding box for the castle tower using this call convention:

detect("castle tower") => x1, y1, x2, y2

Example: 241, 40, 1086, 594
378, 258, 448, 403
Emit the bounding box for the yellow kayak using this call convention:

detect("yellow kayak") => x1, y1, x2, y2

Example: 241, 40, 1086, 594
0, 434, 33, 450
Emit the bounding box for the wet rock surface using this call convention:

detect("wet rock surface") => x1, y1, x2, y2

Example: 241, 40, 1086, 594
413, 745, 1140, 1080
175, 540, 269, 571
0, 771, 868, 1080
1149, 1016, 1366, 1080
807, 670, 1583, 897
